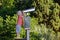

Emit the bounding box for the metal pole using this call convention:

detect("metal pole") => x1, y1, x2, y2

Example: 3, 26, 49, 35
26, 29, 30, 40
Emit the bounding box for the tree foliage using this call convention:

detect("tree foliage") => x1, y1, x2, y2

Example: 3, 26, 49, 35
0, 0, 60, 40
33, 0, 60, 32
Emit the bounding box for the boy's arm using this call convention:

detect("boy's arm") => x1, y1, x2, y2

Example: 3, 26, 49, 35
22, 12, 24, 26
22, 16, 24, 26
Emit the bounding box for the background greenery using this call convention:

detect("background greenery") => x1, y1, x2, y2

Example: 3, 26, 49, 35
0, 0, 60, 40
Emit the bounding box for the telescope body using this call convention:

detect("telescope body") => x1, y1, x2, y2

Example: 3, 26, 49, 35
23, 8, 35, 13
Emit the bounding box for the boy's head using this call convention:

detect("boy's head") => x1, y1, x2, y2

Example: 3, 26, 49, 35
17, 11, 23, 15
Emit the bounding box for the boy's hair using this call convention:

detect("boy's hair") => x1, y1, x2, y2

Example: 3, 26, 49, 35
17, 11, 23, 15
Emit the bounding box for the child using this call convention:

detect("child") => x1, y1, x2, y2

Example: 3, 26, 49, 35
16, 11, 23, 38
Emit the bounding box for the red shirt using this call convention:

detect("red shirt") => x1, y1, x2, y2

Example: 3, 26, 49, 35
17, 15, 23, 26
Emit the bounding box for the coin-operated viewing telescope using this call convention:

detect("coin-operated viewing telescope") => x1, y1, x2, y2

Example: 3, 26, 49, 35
23, 8, 35, 13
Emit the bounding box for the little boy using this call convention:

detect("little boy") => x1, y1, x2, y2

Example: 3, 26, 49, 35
16, 11, 23, 38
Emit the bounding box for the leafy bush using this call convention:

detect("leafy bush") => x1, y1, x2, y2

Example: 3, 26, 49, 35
0, 0, 60, 40
0, 14, 60, 40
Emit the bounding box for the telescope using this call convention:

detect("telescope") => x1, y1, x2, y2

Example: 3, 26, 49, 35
23, 8, 35, 13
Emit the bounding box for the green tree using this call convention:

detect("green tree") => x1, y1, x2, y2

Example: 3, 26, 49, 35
32, 0, 60, 32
